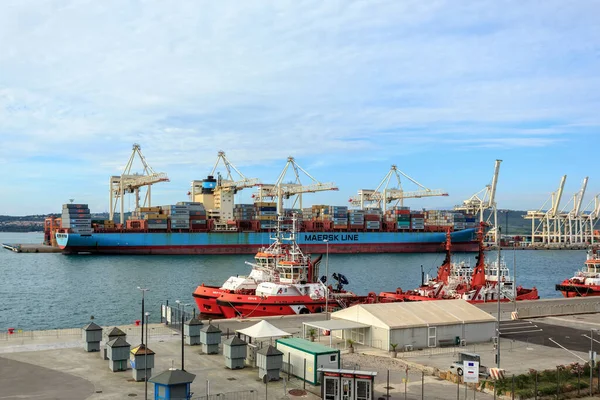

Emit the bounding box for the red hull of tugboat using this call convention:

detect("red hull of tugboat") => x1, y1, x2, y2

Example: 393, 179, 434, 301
379, 287, 539, 303
216, 294, 327, 318
193, 285, 226, 316
556, 281, 600, 297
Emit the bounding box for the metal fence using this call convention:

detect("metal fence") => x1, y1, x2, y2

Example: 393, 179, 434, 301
161, 304, 194, 333
192, 389, 258, 400
0, 325, 179, 342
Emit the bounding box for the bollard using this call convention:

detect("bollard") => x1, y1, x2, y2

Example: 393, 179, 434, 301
387, 370, 390, 399
534, 370, 538, 400
512, 375, 515, 400
556, 366, 560, 399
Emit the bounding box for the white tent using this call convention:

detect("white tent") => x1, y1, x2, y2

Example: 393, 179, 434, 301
236, 320, 291, 339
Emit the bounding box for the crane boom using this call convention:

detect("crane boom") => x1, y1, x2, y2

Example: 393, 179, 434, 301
209, 151, 260, 192
574, 177, 588, 215
551, 175, 567, 217
253, 156, 338, 213
487, 159, 502, 208
350, 165, 448, 211
109, 144, 169, 223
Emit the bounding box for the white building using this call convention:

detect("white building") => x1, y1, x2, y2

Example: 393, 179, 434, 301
331, 300, 496, 351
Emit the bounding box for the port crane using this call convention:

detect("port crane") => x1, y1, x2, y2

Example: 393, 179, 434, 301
109, 144, 169, 224
454, 159, 502, 242
349, 165, 448, 212
210, 151, 261, 192
584, 194, 600, 244
189, 151, 260, 199
524, 175, 567, 246
253, 156, 338, 214
526, 177, 600, 247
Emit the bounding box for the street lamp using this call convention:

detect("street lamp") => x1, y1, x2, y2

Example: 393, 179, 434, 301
144, 311, 150, 400
137, 287, 149, 346
323, 239, 329, 320
177, 301, 191, 371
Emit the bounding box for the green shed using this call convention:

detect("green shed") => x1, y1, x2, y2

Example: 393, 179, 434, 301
275, 338, 340, 385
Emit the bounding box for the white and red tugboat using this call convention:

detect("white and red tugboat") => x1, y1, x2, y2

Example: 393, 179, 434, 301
380, 224, 538, 303
194, 215, 356, 318
556, 247, 600, 297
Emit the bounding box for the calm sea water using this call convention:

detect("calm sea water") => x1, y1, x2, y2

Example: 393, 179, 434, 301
0, 232, 587, 331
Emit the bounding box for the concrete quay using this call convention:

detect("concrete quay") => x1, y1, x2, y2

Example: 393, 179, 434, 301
0, 317, 495, 400
3, 298, 600, 399
1, 243, 62, 253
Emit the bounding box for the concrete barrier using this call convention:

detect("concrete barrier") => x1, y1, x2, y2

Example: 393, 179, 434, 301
516, 297, 600, 318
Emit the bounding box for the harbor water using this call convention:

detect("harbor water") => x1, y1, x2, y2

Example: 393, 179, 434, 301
0, 232, 587, 331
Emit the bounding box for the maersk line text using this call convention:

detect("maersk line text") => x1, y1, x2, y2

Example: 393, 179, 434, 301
303, 234, 359, 242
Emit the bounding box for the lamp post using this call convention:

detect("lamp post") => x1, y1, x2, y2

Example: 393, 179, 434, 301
144, 311, 150, 400
177, 301, 191, 371
496, 226, 501, 369
137, 287, 149, 346
323, 239, 329, 320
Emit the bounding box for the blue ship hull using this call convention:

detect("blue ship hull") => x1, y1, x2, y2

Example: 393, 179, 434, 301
56, 229, 478, 254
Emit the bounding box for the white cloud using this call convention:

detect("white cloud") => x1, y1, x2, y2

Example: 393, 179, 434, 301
0, 0, 599, 213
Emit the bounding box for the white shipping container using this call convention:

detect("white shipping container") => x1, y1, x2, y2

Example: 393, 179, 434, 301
275, 338, 340, 385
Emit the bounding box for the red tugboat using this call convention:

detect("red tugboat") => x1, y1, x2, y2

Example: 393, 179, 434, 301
380, 225, 539, 303
556, 247, 600, 297
194, 216, 357, 318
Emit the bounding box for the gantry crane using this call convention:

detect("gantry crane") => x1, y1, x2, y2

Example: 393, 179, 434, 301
189, 151, 260, 221
565, 177, 588, 244
454, 159, 502, 242
524, 175, 567, 246
210, 151, 261, 192
348, 165, 448, 211
253, 156, 337, 213
109, 144, 169, 223
584, 194, 600, 244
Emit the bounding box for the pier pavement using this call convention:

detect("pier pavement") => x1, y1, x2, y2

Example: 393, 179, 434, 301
2, 298, 600, 399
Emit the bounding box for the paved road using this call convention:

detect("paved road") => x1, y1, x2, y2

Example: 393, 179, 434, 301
499, 320, 597, 355
0, 356, 95, 400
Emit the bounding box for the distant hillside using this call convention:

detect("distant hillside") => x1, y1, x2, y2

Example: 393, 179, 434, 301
483, 210, 530, 236
0, 214, 58, 232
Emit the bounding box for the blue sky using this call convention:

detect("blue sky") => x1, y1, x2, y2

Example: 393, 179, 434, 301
1, 0, 599, 215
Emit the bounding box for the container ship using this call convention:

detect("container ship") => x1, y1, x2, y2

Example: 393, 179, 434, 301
50, 171, 479, 254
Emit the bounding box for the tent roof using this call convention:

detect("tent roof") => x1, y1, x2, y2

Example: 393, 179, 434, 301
331, 300, 496, 329
303, 320, 370, 331
236, 320, 291, 339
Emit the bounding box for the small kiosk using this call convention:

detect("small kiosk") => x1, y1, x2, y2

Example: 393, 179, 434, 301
318, 368, 377, 400
149, 368, 196, 400
223, 336, 247, 369
106, 336, 131, 372
200, 324, 221, 354
82, 322, 103, 352
184, 317, 203, 346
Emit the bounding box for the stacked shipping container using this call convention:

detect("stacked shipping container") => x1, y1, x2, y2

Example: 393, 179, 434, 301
255, 202, 277, 230
365, 209, 382, 230
181, 202, 207, 230
62, 204, 92, 234
233, 204, 255, 221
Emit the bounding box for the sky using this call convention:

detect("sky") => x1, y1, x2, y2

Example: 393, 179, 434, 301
1, 0, 599, 215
